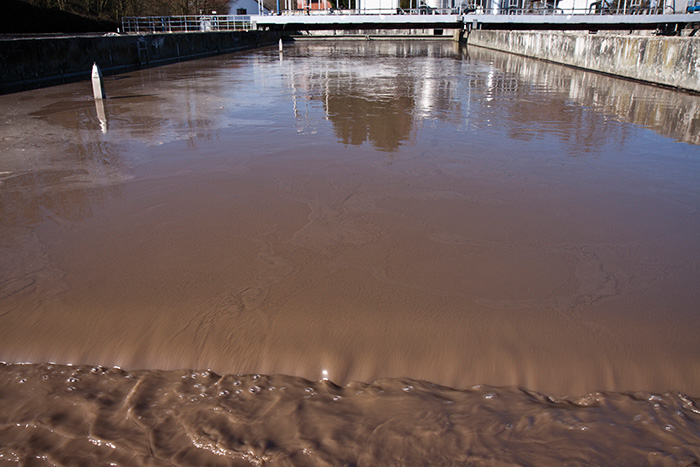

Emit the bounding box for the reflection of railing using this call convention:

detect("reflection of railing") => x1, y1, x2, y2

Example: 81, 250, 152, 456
121, 16, 252, 34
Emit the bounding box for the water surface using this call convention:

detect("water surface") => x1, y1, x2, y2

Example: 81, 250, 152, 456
1, 41, 700, 464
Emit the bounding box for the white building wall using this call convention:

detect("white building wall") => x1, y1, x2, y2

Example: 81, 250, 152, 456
359, 0, 400, 13
228, 0, 269, 15
557, 0, 590, 13
425, 0, 456, 10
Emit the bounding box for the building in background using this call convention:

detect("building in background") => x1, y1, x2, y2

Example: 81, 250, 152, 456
228, 0, 274, 13
296, 0, 333, 10
358, 0, 399, 13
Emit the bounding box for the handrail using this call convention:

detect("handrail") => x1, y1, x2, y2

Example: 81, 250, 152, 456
121, 15, 252, 34
120, 5, 690, 34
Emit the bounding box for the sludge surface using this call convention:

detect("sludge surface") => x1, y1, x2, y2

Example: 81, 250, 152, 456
1, 363, 700, 466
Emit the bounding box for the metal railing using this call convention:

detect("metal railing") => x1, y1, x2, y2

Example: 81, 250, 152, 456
348, 3, 678, 14
121, 15, 252, 34
467, 5, 671, 14
120, 2, 693, 34
266, 0, 689, 15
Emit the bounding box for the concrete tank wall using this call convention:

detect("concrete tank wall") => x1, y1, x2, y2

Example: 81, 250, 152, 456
467, 30, 700, 93
0, 31, 280, 94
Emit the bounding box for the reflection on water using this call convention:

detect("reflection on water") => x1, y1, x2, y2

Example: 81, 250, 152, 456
284, 42, 700, 151
1, 41, 700, 464
469, 45, 700, 147
95, 98, 107, 134
2, 42, 696, 192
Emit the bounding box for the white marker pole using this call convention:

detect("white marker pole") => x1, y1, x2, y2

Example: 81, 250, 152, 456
279, 38, 283, 52
91, 63, 105, 100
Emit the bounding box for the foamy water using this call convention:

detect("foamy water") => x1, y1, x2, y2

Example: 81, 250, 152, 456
2, 362, 700, 465
1, 42, 700, 464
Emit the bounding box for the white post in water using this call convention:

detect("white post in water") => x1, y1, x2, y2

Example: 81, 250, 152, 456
279, 38, 283, 52
91, 63, 105, 100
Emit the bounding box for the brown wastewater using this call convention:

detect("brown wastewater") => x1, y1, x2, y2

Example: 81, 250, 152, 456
1, 41, 700, 465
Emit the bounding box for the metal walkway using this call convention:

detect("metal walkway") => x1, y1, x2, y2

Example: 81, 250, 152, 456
252, 12, 700, 30
121, 12, 700, 34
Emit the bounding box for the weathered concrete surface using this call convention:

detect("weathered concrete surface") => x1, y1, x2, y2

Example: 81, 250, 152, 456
468, 30, 700, 93
0, 31, 280, 94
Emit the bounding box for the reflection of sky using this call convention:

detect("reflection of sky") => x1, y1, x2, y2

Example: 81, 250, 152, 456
2, 41, 699, 186
1, 41, 699, 227
277, 42, 700, 153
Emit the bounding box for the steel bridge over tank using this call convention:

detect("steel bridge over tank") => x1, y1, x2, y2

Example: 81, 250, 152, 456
251, 11, 699, 31
121, 11, 700, 34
